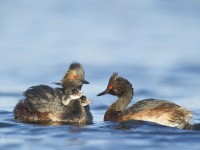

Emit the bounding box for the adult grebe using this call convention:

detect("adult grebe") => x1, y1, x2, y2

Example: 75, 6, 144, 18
14, 62, 93, 125
97, 72, 192, 129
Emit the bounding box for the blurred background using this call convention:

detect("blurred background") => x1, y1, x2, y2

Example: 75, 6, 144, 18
1, 0, 200, 112
1, 1, 200, 150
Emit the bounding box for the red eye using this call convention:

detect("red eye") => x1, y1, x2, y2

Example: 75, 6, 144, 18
109, 85, 113, 90
74, 75, 77, 79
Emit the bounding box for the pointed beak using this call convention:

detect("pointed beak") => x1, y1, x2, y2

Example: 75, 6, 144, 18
97, 89, 108, 96
82, 79, 90, 84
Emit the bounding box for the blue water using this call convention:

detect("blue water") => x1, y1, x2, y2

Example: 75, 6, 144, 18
1, 0, 200, 150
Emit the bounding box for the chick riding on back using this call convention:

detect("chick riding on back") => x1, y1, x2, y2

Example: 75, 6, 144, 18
14, 62, 93, 125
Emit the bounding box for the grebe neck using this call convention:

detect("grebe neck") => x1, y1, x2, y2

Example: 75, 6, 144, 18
107, 84, 133, 112
109, 92, 133, 112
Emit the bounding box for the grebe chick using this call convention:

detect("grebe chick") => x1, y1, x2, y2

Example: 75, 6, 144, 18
97, 72, 192, 129
63, 89, 92, 107
62, 88, 84, 105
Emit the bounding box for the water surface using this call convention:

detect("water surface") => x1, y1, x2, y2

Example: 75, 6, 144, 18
1, 0, 200, 150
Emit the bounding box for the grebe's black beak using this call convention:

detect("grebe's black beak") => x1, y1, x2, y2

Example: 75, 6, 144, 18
97, 89, 108, 96
82, 79, 90, 84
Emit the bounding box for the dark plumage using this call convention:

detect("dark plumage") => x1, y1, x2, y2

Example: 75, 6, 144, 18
14, 62, 93, 125
14, 85, 92, 124
61, 62, 89, 91
97, 72, 192, 129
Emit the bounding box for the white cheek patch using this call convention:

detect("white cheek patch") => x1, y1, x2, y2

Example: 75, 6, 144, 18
77, 91, 84, 97
70, 92, 83, 99
62, 91, 84, 106
62, 98, 71, 105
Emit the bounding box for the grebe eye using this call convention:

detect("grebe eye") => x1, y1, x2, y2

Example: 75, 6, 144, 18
109, 85, 113, 90
74, 75, 77, 79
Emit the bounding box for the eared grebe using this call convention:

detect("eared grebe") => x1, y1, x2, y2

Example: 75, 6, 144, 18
97, 73, 192, 129
14, 62, 93, 125
54, 62, 89, 92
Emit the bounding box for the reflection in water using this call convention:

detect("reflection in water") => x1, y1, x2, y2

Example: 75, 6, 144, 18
0, 110, 200, 150
192, 123, 200, 131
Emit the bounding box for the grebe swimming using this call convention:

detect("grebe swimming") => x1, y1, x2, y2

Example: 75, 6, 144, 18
97, 72, 192, 129
14, 62, 93, 125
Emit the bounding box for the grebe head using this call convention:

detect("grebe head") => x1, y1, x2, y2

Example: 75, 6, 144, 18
62, 88, 92, 107
69, 88, 84, 99
80, 95, 93, 107
62, 88, 83, 105
97, 72, 133, 98
61, 62, 89, 89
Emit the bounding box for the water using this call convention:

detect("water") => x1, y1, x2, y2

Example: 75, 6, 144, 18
1, 0, 200, 150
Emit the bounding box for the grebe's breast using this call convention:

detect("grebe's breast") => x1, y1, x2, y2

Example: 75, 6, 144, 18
120, 99, 192, 129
